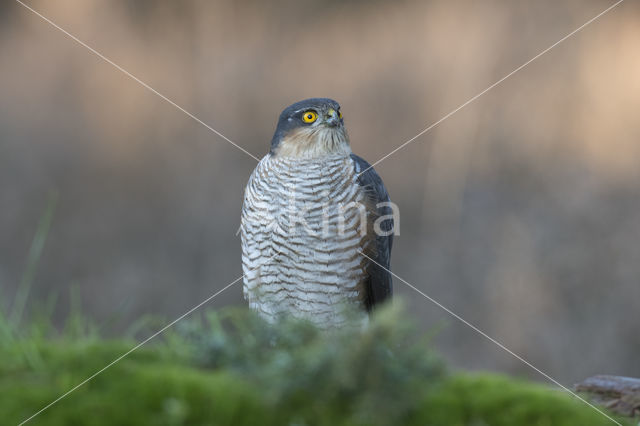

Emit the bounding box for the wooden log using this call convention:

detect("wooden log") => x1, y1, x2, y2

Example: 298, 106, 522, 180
574, 375, 640, 418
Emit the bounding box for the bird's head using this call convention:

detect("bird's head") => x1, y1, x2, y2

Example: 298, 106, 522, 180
270, 98, 351, 158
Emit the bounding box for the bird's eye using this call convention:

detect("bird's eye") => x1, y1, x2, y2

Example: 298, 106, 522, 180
338, 110, 343, 119
302, 111, 318, 123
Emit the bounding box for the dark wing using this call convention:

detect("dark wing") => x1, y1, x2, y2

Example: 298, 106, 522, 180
351, 154, 393, 311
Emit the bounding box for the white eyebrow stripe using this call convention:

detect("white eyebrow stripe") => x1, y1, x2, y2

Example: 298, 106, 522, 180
294, 107, 318, 114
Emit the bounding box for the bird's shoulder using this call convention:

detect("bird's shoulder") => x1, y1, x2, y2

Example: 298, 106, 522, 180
350, 153, 391, 208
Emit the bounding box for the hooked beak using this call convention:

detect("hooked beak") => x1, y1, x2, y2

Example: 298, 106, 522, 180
325, 108, 340, 127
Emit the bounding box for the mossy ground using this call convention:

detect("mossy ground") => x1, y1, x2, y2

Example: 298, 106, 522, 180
1, 341, 272, 425
0, 306, 630, 426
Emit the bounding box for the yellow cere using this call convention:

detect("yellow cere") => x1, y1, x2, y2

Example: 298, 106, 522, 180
338, 110, 343, 119
302, 111, 318, 123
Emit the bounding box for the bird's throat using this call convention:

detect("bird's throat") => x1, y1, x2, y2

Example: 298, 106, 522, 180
274, 126, 351, 159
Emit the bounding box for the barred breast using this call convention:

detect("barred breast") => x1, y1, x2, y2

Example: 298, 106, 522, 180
241, 153, 371, 328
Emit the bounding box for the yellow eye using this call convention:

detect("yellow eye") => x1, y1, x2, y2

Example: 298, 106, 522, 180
302, 111, 318, 123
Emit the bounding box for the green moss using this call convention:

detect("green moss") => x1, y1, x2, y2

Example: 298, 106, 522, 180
173, 304, 447, 425
0, 341, 276, 426
417, 373, 631, 426
0, 306, 631, 426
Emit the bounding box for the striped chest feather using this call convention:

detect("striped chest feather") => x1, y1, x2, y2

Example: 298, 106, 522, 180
241, 154, 372, 327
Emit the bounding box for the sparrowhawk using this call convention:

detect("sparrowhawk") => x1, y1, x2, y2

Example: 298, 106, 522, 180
241, 98, 393, 328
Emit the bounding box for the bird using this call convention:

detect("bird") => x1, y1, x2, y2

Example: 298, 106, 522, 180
241, 98, 393, 328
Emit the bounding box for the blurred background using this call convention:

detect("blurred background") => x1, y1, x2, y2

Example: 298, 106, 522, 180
1, 0, 639, 384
